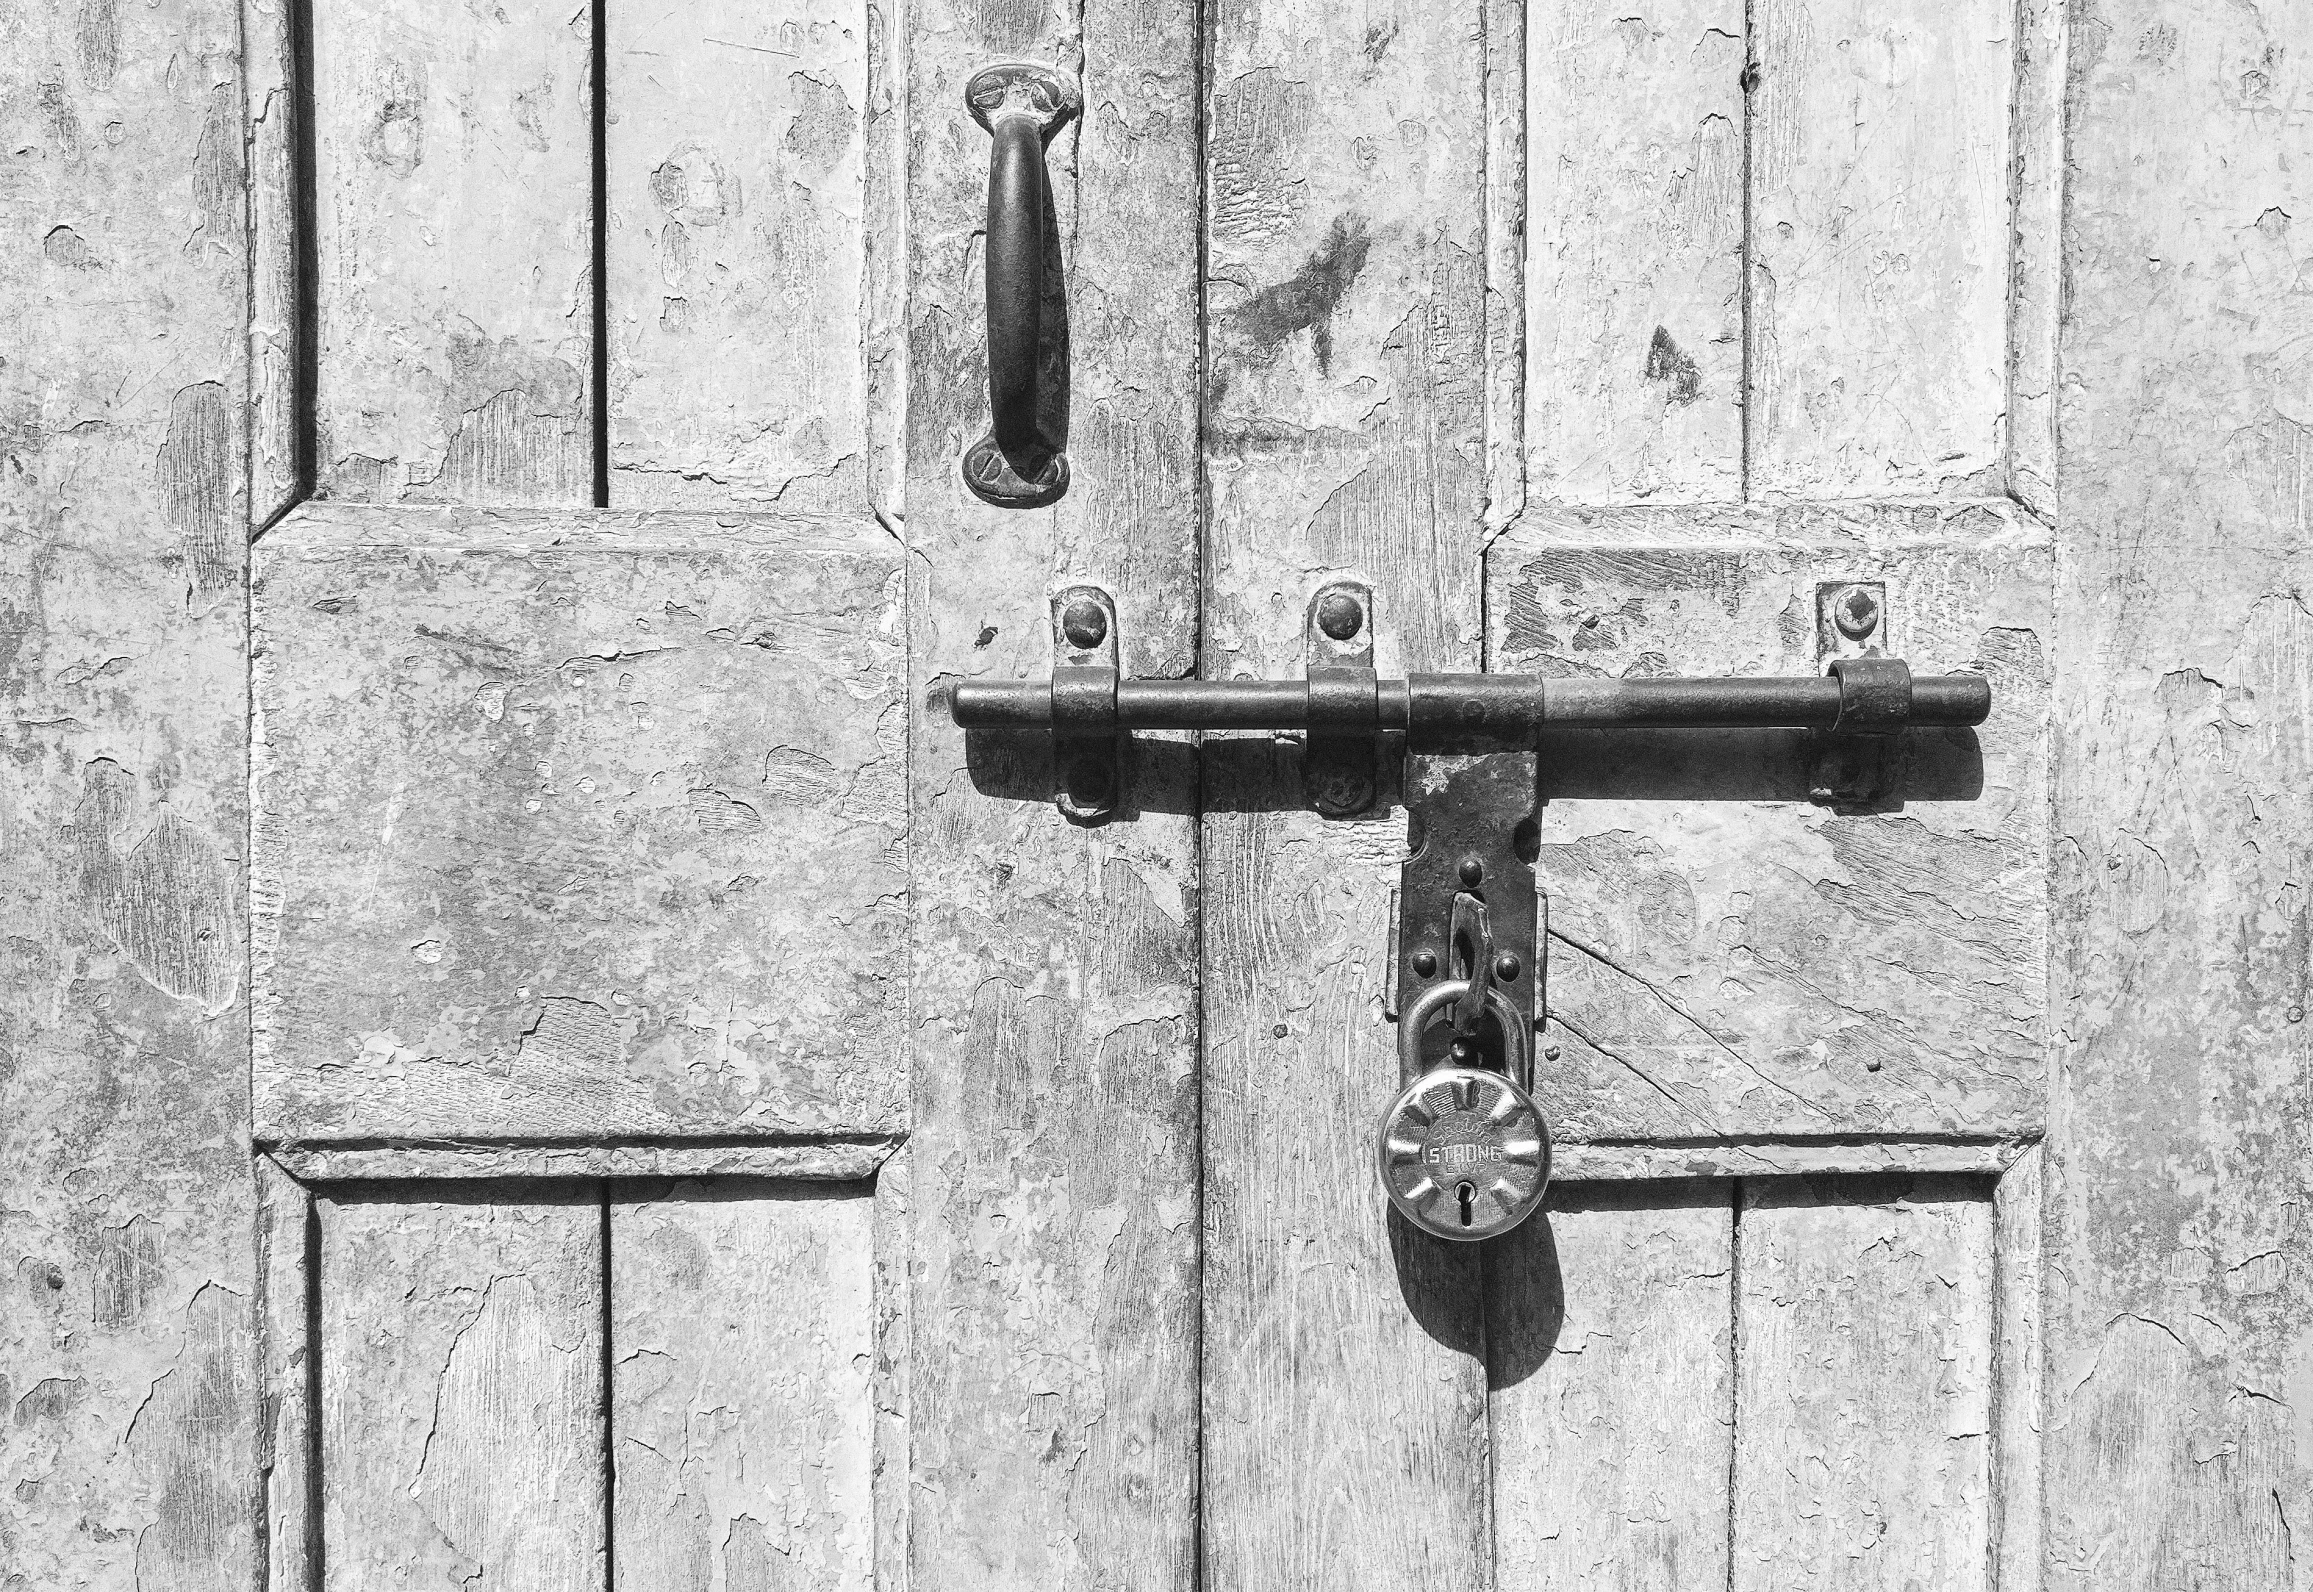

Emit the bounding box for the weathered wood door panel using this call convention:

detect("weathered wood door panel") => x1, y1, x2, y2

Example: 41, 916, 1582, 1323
19, 0, 2312, 1586
252, 509, 908, 1143
291, 1176, 884, 1591
1489, 1168, 2040, 1589
1195, 0, 2056, 1580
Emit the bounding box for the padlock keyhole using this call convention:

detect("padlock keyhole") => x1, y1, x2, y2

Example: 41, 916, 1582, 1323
1457, 1181, 1475, 1228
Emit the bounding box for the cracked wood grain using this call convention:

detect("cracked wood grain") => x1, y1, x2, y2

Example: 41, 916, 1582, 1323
611, 1181, 875, 1591
1747, 0, 2014, 497
319, 1184, 605, 1591
311, 0, 593, 502
271, 1139, 899, 1181
2046, 2, 2313, 1582
1525, 0, 1744, 504
870, 1149, 910, 1592
607, 0, 875, 509
1200, 0, 1491, 1580
1487, 505, 2050, 1145
246, 0, 300, 522
1732, 1175, 1996, 1592
901, 0, 1200, 1579
1481, 0, 1525, 531
252, 505, 907, 1143
1992, 1147, 2043, 1591
0, 0, 261, 1585
1490, 1183, 1736, 1588
259, 1160, 317, 1592
2005, 0, 2067, 517
1494, 0, 2053, 510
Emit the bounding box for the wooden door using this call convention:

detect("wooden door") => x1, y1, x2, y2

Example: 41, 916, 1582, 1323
1199, 0, 2057, 1583
10, 0, 2313, 1590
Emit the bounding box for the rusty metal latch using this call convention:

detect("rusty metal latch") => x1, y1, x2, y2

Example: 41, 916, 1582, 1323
949, 579, 1994, 1240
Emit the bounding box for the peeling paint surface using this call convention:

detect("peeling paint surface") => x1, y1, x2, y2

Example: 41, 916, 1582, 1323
2047, 1, 2313, 1581
1748, 0, 2014, 496
1732, 1178, 1997, 1590
0, 0, 258, 1586
608, 0, 874, 508
612, 1182, 875, 1590
311, 0, 594, 501
1490, 1185, 1738, 1585
1490, 507, 2051, 1144
318, 1187, 604, 1589
900, 0, 1204, 1574
1199, 0, 1494, 1580
1526, 0, 1745, 503
253, 506, 907, 1140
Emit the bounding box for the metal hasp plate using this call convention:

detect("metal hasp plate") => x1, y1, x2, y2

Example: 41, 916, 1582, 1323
1381, 747, 1551, 1242
1391, 751, 1542, 1076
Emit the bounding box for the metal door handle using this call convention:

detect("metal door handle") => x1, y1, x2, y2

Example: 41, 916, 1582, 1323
962, 61, 1078, 509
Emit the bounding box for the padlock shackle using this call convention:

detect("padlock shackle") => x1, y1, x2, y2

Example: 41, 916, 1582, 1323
1397, 979, 1532, 1092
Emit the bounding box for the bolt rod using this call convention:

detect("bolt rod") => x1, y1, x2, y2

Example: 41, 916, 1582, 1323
951, 672, 1989, 747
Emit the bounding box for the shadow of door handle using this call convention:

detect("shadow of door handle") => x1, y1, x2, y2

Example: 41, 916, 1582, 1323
963, 61, 1078, 509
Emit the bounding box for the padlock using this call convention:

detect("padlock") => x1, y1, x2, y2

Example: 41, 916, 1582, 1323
1377, 979, 1551, 1241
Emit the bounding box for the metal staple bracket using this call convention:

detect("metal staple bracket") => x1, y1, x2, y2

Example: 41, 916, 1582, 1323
1303, 579, 1384, 817
1809, 581, 1908, 806
1050, 585, 1119, 823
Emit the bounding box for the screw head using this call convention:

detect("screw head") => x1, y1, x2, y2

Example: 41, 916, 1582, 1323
1063, 755, 1114, 806
1458, 858, 1484, 887
1411, 949, 1439, 977
1493, 952, 1522, 982
1833, 586, 1881, 640
1315, 591, 1365, 641
1060, 599, 1108, 649
1312, 768, 1374, 817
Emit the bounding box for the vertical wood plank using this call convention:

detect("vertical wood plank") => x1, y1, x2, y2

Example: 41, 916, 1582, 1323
247, 0, 301, 522
259, 1159, 317, 1592
1732, 1176, 1994, 1592
902, 0, 1201, 1584
311, 0, 593, 502
1525, 0, 1744, 504
872, 1149, 911, 1592
1201, 0, 1491, 1581
0, 1, 260, 1586
861, 0, 905, 522
319, 1185, 605, 1592
1490, 1184, 1735, 1590
611, 1181, 874, 1590
2004, 0, 2065, 517
2048, 7, 2313, 1585
606, 0, 872, 508
1992, 1149, 2043, 1591
1483, 0, 1526, 531
1748, 0, 2011, 497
